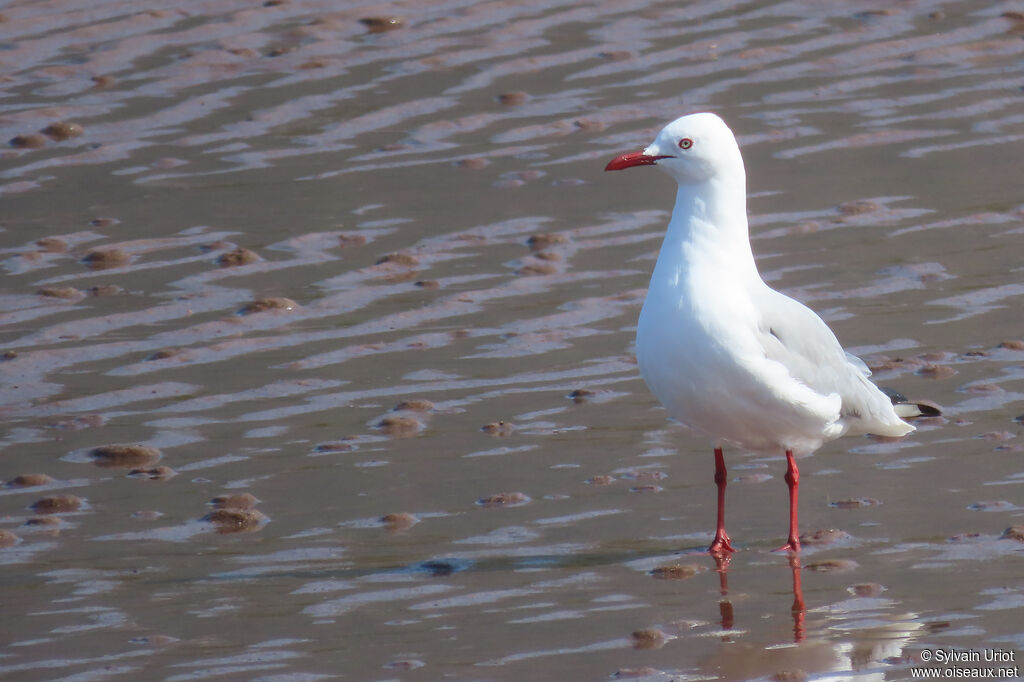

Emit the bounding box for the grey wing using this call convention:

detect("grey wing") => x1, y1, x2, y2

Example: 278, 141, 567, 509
845, 351, 871, 377
750, 286, 898, 426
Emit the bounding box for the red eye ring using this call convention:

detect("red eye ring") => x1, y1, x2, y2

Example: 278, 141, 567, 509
678, 138, 693, 150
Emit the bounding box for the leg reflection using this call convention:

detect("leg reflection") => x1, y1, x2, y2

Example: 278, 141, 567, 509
790, 553, 806, 643
713, 552, 733, 632
707, 551, 806, 643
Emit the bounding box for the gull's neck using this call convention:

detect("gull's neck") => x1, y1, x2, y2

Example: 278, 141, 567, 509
658, 174, 760, 285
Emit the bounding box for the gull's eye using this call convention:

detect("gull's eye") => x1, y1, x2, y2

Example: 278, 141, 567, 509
678, 138, 693, 150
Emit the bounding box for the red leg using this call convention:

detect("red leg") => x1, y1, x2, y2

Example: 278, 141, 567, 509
774, 449, 801, 552
708, 447, 736, 555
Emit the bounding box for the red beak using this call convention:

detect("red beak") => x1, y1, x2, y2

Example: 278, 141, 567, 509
604, 151, 672, 171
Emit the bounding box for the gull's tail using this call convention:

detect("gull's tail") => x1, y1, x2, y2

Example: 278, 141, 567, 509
880, 387, 942, 419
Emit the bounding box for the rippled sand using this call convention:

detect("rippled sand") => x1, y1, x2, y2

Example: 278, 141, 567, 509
1, 2, 1023, 680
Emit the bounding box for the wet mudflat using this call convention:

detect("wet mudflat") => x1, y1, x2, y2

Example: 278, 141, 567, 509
1, 1, 1022, 680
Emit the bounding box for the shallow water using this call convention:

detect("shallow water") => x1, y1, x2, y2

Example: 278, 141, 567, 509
1, 1, 1023, 680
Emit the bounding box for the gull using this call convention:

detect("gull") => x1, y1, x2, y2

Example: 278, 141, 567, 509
606, 112, 931, 554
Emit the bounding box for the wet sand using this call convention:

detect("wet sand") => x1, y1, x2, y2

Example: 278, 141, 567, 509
1, 1, 1023, 680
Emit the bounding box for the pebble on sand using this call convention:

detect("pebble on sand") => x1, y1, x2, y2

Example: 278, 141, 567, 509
481, 421, 514, 436
31, 495, 83, 514
376, 252, 419, 267
41, 121, 84, 141
35, 237, 68, 252
217, 247, 261, 267
849, 583, 886, 597
631, 628, 669, 650
38, 286, 82, 299
89, 444, 162, 468
360, 16, 404, 33
526, 233, 568, 251
393, 399, 434, 412
585, 475, 615, 485
6, 473, 55, 488
128, 465, 176, 480
598, 48, 633, 60
202, 508, 267, 533
82, 248, 131, 270
998, 340, 1024, 350
210, 493, 259, 510
629, 484, 663, 493
338, 233, 368, 248
238, 297, 299, 314
477, 492, 529, 507
0, 529, 21, 547
518, 262, 558, 276
650, 563, 704, 580
9, 133, 47, 149
496, 91, 528, 105
799, 528, 852, 546
837, 199, 881, 216
314, 441, 354, 453
129, 634, 180, 646
805, 559, 859, 573
146, 348, 182, 361
967, 500, 1016, 511
377, 415, 423, 438
917, 364, 957, 379
456, 157, 489, 169
414, 279, 440, 289
89, 285, 123, 296
568, 388, 594, 403
830, 498, 881, 509
1000, 526, 1024, 542
380, 512, 418, 531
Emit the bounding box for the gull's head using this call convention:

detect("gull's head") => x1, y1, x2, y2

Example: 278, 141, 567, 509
605, 112, 743, 185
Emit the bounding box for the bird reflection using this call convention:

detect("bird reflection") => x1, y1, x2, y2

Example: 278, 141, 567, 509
713, 552, 805, 643
699, 552, 923, 680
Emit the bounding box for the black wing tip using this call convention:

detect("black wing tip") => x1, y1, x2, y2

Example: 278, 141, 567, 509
881, 386, 942, 417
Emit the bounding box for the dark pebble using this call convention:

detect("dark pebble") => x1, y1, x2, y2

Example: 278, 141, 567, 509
38, 286, 82, 299
82, 248, 131, 270
650, 563, 703, 580
217, 247, 261, 267
89, 444, 161, 468
10, 134, 46, 149
393, 399, 434, 412
481, 421, 514, 436
41, 121, 84, 141
6, 473, 55, 488
31, 495, 82, 514
238, 297, 299, 314
377, 415, 422, 438
1000, 526, 1024, 542
376, 252, 419, 267
631, 628, 668, 650
477, 492, 528, 507
338, 233, 367, 248
210, 493, 259, 510
35, 237, 68, 252
202, 508, 267, 533
360, 16, 404, 33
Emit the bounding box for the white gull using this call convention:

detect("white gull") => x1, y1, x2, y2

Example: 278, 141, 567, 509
606, 112, 928, 553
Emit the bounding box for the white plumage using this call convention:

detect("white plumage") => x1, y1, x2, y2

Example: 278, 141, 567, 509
606, 112, 917, 553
